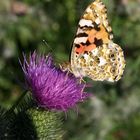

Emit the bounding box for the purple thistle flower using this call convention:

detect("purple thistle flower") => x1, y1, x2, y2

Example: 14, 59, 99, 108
21, 52, 90, 111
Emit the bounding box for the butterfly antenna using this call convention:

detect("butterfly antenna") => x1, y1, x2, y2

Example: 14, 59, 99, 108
42, 39, 53, 53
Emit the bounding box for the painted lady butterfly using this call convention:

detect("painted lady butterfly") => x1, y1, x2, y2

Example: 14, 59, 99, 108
62, 0, 125, 82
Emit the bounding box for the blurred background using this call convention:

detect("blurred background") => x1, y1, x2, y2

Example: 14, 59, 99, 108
0, 0, 140, 140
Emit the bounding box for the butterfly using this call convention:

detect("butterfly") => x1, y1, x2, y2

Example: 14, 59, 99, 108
61, 0, 125, 82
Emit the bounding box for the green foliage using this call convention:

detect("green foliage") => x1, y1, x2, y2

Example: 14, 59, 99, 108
0, 106, 15, 140
105, 112, 140, 140
0, 0, 140, 139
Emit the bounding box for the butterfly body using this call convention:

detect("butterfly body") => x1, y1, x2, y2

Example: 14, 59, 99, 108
63, 0, 125, 82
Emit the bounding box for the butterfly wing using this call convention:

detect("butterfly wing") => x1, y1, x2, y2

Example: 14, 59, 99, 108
70, 0, 125, 82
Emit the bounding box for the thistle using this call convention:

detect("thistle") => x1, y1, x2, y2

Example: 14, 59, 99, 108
21, 52, 90, 111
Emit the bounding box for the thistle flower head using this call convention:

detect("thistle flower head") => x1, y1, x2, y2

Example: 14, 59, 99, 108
21, 52, 90, 111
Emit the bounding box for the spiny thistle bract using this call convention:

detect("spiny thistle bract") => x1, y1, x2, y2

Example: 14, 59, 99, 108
6, 107, 63, 139
21, 52, 90, 111
27, 108, 63, 140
